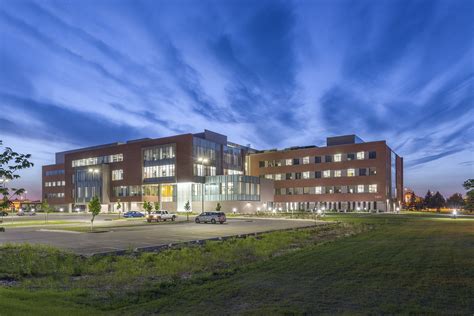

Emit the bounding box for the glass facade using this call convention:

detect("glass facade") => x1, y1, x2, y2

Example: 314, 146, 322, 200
45, 169, 64, 176
193, 137, 221, 176
143, 144, 175, 161
73, 168, 102, 203
391, 151, 397, 198
275, 184, 378, 195
192, 175, 260, 201
72, 154, 123, 167
143, 165, 175, 178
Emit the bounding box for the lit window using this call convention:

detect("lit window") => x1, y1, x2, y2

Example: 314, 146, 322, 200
334, 154, 342, 162
302, 156, 310, 164
315, 186, 322, 194
275, 174, 282, 180
347, 168, 355, 177
357, 185, 365, 193
369, 184, 377, 193
286, 159, 292, 166
323, 170, 331, 178
265, 174, 273, 179
334, 170, 341, 177
357, 151, 365, 160
112, 169, 123, 181
302, 171, 310, 179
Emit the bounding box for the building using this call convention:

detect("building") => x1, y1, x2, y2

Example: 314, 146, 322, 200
247, 135, 403, 212
42, 132, 403, 213
42, 130, 273, 213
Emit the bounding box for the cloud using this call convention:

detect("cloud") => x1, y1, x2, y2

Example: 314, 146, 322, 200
0, 0, 473, 198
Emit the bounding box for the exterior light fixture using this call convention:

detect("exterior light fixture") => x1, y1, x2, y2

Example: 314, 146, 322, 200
279, 207, 282, 211
356, 207, 361, 211
317, 209, 322, 214
59, 208, 64, 212
257, 207, 261, 211
452, 209, 457, 219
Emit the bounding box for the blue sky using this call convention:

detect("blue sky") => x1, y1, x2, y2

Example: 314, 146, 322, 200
0, 0, 473, 200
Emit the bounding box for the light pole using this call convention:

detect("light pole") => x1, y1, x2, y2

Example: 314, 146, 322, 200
197, 157, 208, 213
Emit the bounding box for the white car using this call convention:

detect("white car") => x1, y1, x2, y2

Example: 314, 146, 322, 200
146, 210, 177, 222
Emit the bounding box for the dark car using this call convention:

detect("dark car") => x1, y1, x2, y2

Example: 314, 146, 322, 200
123, 211, 145, 218
195, 212, 226, 224
0, 211, 8, 216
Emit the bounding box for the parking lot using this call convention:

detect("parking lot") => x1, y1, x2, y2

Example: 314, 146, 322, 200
0, 216, 318, 255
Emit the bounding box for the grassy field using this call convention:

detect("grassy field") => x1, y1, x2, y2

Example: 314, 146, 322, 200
0, 214, 473, 315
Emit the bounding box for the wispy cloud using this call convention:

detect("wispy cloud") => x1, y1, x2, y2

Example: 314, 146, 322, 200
0, 0, 473, 198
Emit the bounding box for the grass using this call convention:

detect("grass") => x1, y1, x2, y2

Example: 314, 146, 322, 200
0, 220, 84, 227
0, 214, 473, 315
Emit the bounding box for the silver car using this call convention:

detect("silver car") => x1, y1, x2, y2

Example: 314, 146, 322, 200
195, 212, 226, 224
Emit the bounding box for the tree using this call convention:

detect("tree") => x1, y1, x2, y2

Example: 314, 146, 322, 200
116, 199, 122, 219
215, 202, 221, 211
154, 202, 160, 212
408, 193, 416, 210
463, 179, 474, 213
184, 200, 191, 221
88, 196, 101, 231
414, 197, 424, 210
41, 199, 52, 224
142, 201, 153, 215
463, 179, 474, 190
431, 191, 446, 212
0, 140, 34, 212
423, 191, 433, 209
446, 193, 465, 209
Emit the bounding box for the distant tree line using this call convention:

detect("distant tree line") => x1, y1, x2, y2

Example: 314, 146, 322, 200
406, 179, 473, 213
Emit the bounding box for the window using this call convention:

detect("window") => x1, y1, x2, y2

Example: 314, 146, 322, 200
315, 156, 321, 163
347, 186, 355, 193
259, 161, 265, 168
295, 172, 302, 179
315, 171, 321, 179
334, 154, 342, 162
144, 145, 175, 161
357, 151, 365, 160
357, 185, 365, 193
143, 165, 175, 178
359, 168, 367, 176
334, 186, 342, 193
45, 169, 65, 176
315, 186, 323, 194
323, 170, 331, 178
334, 170, 341, 177
275, 174, 282, 180
347, 168, 355, 177
303, 187, 311, 194
285, 159, 292, 166
369, 151, 377, 159
286, 173, 292, 180
369, 167, 377, 175
302, 171, 310, 179
369, 184, 377, 193
293, 158, 300, 165
112, 169, 123, 181
325, 155, 332, 163
347, 153, 355, 161
265, 174, 273, 180
302, 156, 310, 164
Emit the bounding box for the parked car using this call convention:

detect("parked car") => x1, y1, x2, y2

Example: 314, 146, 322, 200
123, 211, 145, 218
146, 210, 177, 222
17, 209, 36, 216
0, 210, 8, 216
195, 212, 226, 224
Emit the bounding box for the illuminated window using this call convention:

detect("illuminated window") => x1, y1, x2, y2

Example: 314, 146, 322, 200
275, 174, 282, 180
143, 165, 175, 178
334, 154, 342, 162
112, 169, 123, 181
357, 151, 365, 160
302, 171, 310, 179
334, 170, 341, 177
302, 156, 310, 164
323, 170, 331, 178
357, 185, 365, 193
369, 184, 377, 193
347, 168, 355, 177
286, 159, 293, 166
315, 186, 322, 194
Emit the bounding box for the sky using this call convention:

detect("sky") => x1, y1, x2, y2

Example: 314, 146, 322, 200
0, 0, 473, 200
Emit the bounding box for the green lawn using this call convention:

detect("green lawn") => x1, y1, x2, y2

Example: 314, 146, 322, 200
0, 214, 473, 315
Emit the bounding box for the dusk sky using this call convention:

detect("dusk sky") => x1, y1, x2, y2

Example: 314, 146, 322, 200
0, 0, 473, 200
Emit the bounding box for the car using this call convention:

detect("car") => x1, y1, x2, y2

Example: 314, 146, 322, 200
17, 210, 36, 216
195, 212, 226, 224
146, 210, 177, 222
0, 211, 8, 217
123, 211, 145, 218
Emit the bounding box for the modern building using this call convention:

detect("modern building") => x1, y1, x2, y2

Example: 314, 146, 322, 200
42, 132, 403, 213
42, 130, 273, 213
247, 135, 403, 212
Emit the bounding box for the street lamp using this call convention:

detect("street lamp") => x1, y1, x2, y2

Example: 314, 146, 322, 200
452, 209, 457, 219
197, 157, 209, 213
